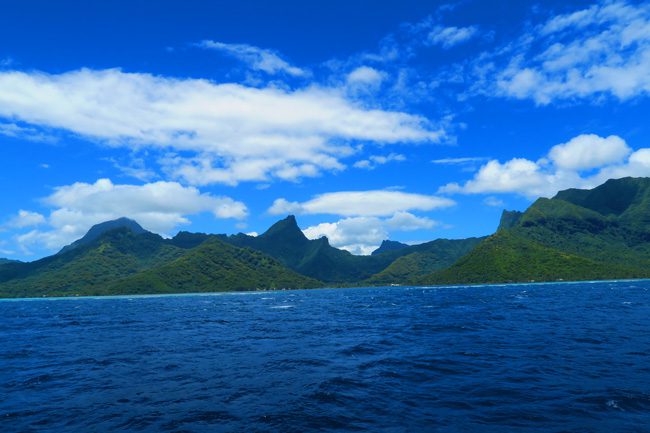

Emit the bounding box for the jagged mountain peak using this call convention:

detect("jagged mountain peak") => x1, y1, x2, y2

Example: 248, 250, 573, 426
259, 215, 308, 241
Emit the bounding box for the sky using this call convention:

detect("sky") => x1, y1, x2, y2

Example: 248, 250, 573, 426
1, 0, 650, 260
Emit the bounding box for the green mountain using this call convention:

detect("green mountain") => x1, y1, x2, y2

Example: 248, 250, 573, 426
424, 230, 645, 285
59, 217, 147, 253
0, 220, 318, 298
366, 237, 484, 284
422, 177, 650, 284
220, 216, 396, 282
2, 177, 649, 297
219, 216, 482, 284
0, 227, 187, 297
104, 238, 320, 295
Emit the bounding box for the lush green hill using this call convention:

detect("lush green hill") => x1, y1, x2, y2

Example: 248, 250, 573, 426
509, 179, 650, 269
366, 237, 484, 284
422, 231, 647, 285
0, 228, 187, 297
422, 177, 650, 285
103, 238, 321, 295
0, 226, 319, 297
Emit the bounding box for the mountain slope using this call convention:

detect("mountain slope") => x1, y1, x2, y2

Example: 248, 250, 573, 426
510, 179, 650, 269
0, 228, 186, 297
366, 237, 484, 284
105, 238, 321, 295
422, 177, 650, 284
0, 220, 321, 298
423, 231, 647, 285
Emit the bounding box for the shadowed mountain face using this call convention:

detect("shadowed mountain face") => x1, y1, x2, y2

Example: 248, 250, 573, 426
422, 177, 650, 285
220, 216, 482, 283
371, 240, 409, 255
220, 216, 394, 282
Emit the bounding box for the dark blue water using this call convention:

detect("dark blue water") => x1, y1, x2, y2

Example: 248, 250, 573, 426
2, 281, 650, 432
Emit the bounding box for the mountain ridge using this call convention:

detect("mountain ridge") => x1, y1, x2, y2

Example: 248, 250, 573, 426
2, 177, 650, 297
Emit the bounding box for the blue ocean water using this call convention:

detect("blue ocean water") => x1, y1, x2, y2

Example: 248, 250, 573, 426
2, 281, 650, 432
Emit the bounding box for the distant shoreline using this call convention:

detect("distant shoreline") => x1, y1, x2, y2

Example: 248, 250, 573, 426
2, 278, 649, 301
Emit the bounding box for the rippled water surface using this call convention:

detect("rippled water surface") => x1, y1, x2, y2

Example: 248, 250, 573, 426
2, 281, 650, 432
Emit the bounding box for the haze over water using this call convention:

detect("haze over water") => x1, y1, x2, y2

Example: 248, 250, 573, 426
2, 281, 650, 432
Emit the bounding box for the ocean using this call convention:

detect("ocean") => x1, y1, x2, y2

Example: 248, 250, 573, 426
2, 281, 650, 432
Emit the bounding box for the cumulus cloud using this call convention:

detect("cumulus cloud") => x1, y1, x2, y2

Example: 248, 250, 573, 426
353, 153, 405, 169
427, 25, 478, 48
269, 190, 455, 217
13, 178, 247, 253
198, 40, 307, 77
490, 1, 650, 104
385, 211, 437, 231
440, 134, 650, 198
303, 212, 438, 255
0, 68, 443, 185
548, 134, 631, 170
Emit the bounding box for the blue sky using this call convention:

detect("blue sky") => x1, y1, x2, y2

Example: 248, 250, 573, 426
1, 0, 650, 259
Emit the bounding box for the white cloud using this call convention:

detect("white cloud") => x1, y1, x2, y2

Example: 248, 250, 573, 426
303, 217, 387, 255
0, 68, 443, 185
353, 153, 405, 169
108, 156, 157, 182
198, 40, 307, 77
6, 210, 46, 228
0, 122, 56, 143
303, 212, 438, 255
491, 1, 650, 104
14, 178, 247, 253
385, 211, 437, 230
428, 25, 478, 48
346, 66, 385, 88
483, 196, 505, 207
440, 134, 650, 198
548, 134, 631, 170
269, 190, 455, 217
431, 157, 489, 165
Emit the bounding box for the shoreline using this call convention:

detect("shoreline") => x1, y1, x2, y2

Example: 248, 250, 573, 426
1, 277, 649, 301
